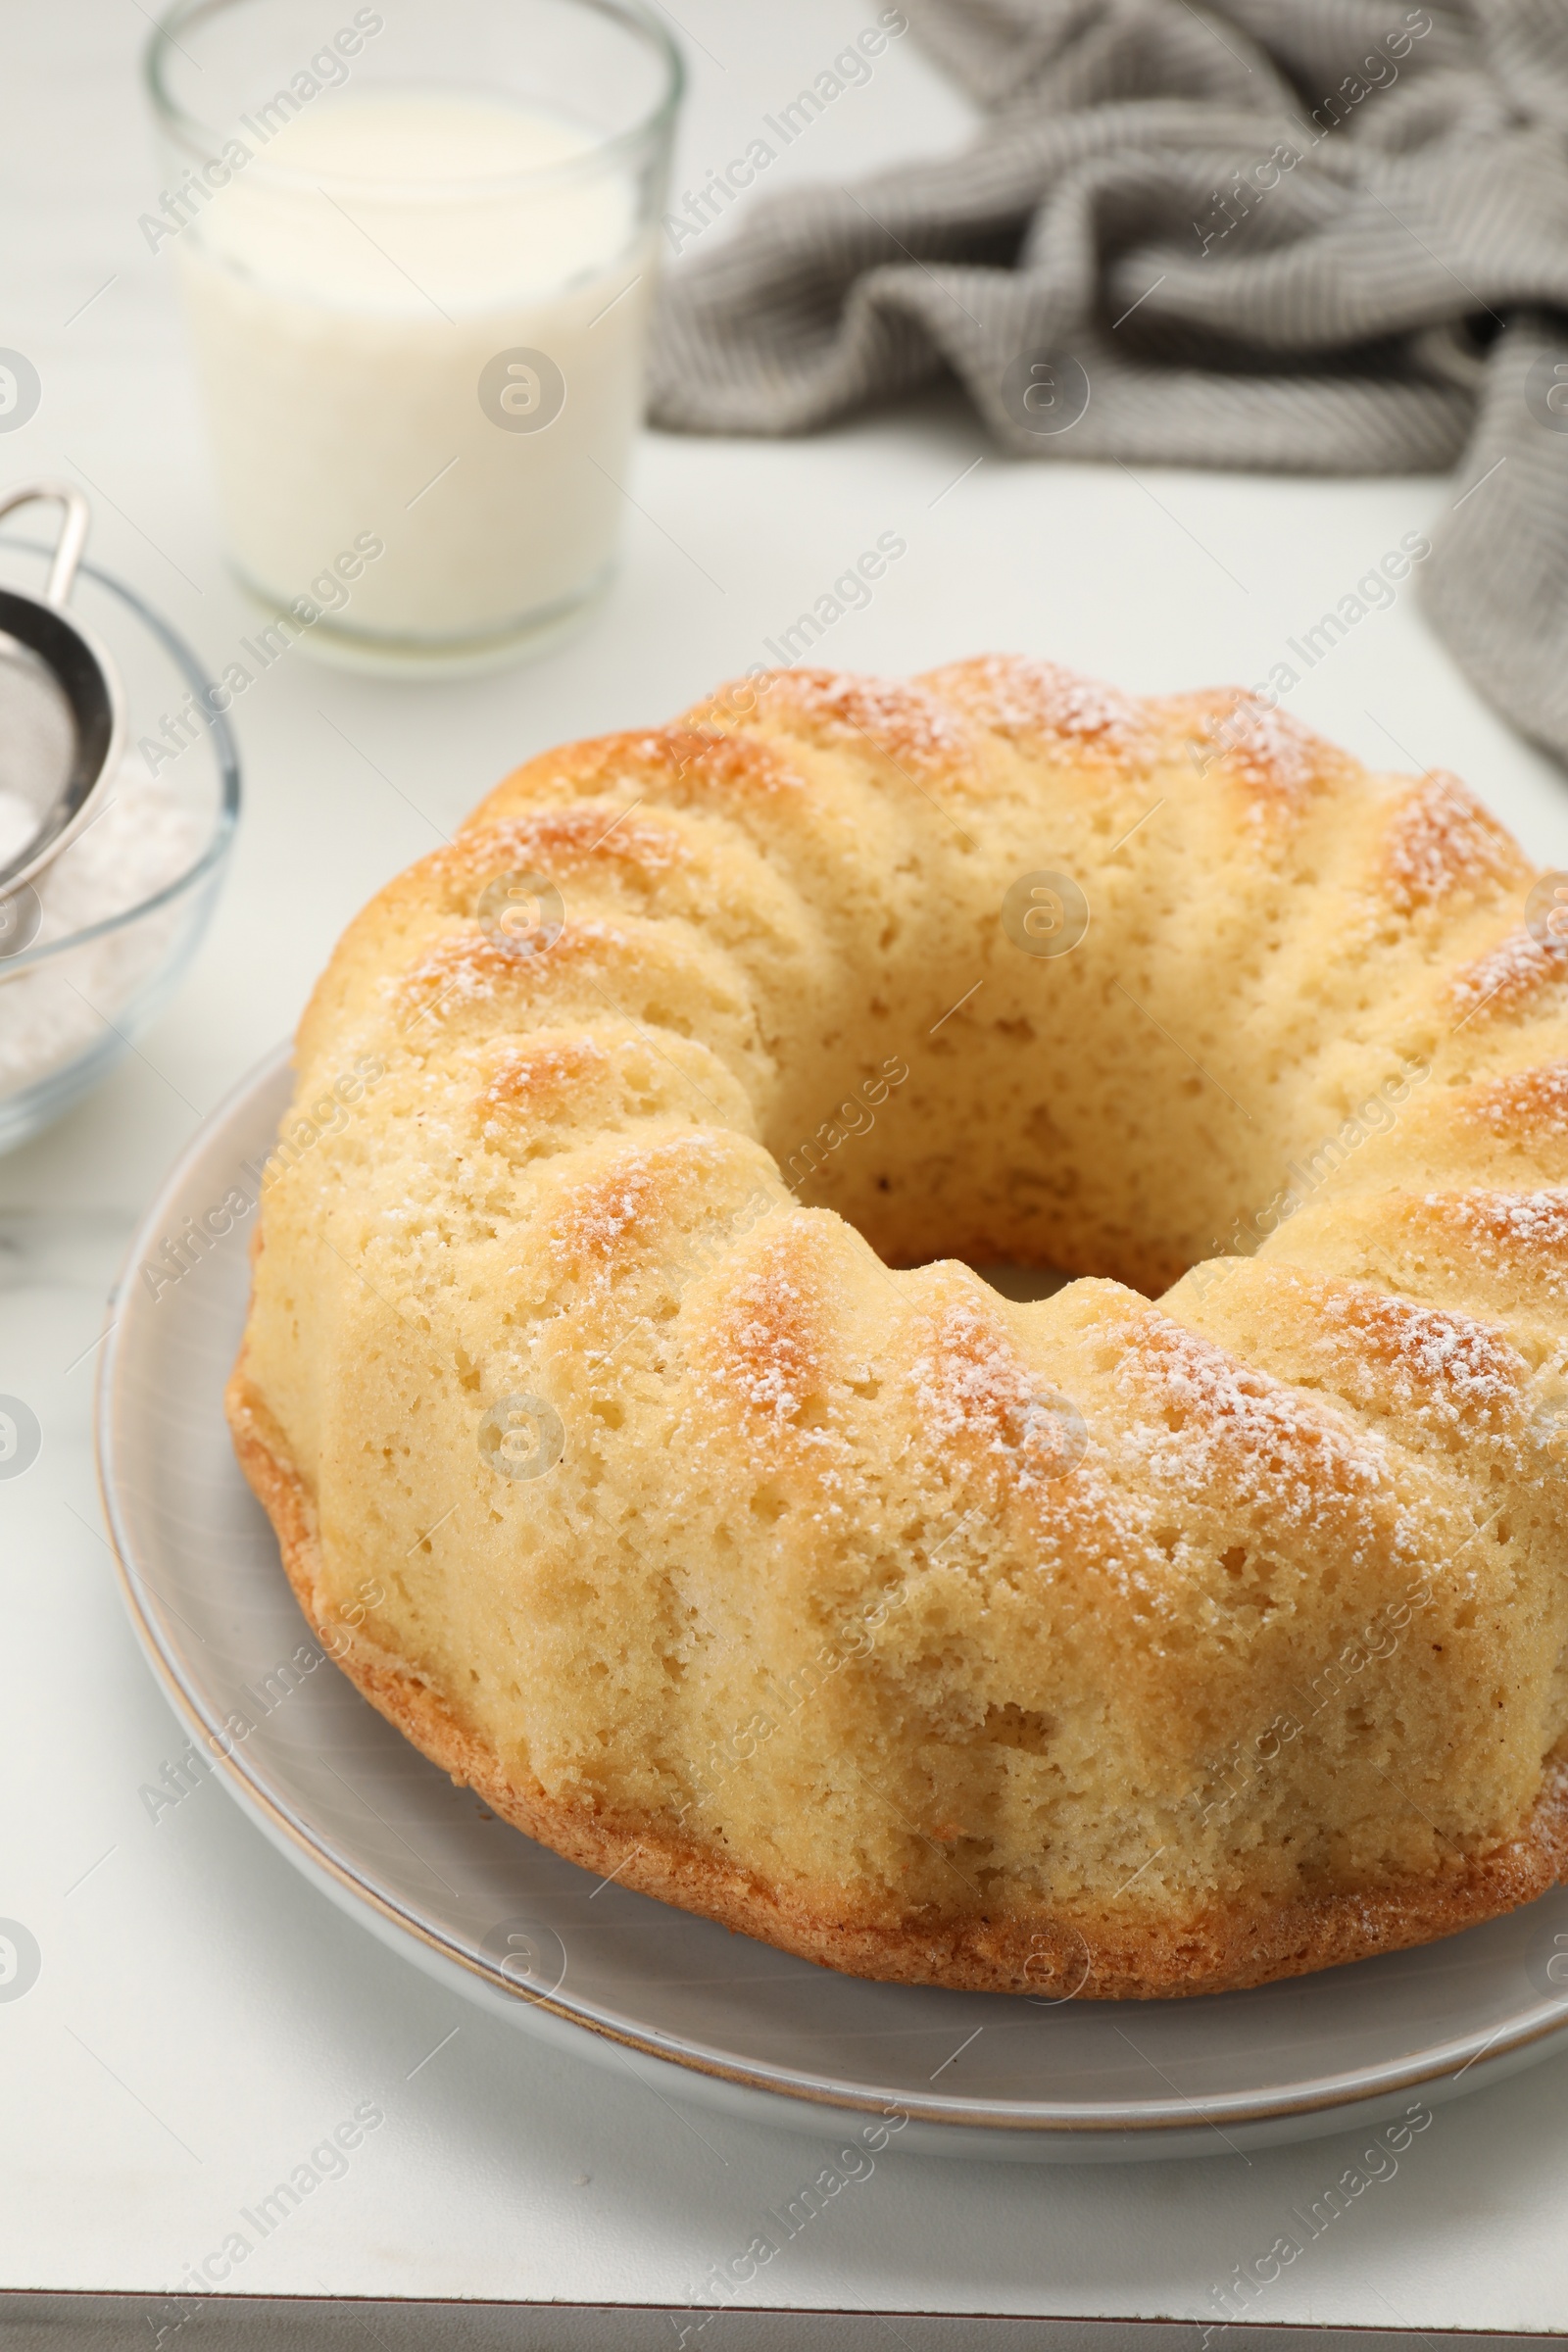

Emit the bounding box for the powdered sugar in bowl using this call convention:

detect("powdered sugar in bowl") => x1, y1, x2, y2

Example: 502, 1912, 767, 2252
0, 535, 239, 1152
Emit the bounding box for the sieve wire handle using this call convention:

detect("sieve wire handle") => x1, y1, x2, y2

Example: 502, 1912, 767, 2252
0, 481, 90, 607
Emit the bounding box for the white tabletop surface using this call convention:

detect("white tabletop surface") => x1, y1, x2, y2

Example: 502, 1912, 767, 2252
5, 0, 1568, 2327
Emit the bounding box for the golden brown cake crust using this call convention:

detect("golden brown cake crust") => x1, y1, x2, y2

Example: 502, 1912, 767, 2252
225, 660, 1568, 1999
227, 1358, 1568, 2001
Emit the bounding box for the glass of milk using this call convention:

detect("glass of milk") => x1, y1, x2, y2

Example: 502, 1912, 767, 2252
145, 0, 681, 672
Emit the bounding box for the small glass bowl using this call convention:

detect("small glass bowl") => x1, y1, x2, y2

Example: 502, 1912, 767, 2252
0, 537, 240, 1155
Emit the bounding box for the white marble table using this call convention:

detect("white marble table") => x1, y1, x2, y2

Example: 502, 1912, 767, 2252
4, 0, 1568, 2335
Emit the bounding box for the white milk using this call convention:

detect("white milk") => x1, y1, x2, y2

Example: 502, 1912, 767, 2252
176, 91, 652, 651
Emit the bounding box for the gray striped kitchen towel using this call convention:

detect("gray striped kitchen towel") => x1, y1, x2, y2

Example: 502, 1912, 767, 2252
648, 0, 1568, 765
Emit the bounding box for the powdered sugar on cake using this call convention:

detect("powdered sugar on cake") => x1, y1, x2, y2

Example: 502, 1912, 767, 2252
922, 654, 1147, 758
1379, 771, 1526, 914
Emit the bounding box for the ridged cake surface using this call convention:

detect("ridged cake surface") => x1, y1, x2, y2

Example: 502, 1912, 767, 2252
227, 660, 1568, 1996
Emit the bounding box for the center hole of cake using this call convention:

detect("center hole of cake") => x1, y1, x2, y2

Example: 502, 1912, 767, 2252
970, 1264, 1075, 1304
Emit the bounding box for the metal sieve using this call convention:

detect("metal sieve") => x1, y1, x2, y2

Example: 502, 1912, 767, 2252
0, 482, 125, 911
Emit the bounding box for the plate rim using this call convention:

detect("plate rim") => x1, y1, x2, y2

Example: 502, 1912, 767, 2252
93, 1044, 1568, 2140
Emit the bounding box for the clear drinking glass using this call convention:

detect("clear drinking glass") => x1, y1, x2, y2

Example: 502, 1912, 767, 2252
144, 0, 681, 674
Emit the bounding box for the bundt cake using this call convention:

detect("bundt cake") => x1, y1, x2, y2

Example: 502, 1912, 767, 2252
226, 658, 1568, 1998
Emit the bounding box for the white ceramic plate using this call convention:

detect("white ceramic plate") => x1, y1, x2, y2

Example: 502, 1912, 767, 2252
96, 1050, 1568, 2161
